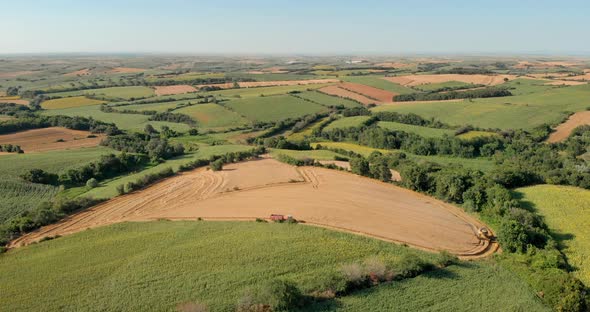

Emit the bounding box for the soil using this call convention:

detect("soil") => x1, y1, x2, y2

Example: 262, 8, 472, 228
0, 127, 104, 153
547, 111, 590, 143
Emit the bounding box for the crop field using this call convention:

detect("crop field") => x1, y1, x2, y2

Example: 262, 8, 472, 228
269, 148, 344, 160
288, 116, 331, 141
294, 90, 361, 108
116, 100, 192, 112
312, 142, 495, 171
75, 145, 252, 199
373, 84, 590, 129
210, 83, 335, 99
457, 130, 501, 140
547, 111, 590, 143
153, 85, 197, 96
223, 94, 328, 122
319, 85, 377, 105
0, 178, 58, 223
47, 86, 155, 100
308, 260, 548, 311
324, 116, 372, 130
413, 81, 480, 92
515, 185, 590, 284
378, 121, 455, 138
176, 103, 250, 130
42, 105, 190, 132
339, 82, 398, 103
13, 158, 495, 258
0, 127, 104, 153
341, 76, 416, 94
41, 96, 105, 109
383, 74, 518, 87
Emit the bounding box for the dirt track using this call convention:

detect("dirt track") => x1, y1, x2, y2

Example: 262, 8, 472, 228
10, 158, 496, 257
547, 111, 590, 143
0, 127, 104, 153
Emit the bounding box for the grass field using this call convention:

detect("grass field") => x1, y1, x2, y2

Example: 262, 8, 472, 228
295, 91, 362, 108
372, 83, 590, 129
223, 95, 328, 122
41, 96, 105, 109
324, 116, 372, 130
515, 185, 590, 285
378, 121, 455, 138
75, 144, 252, 199
210, 83, 335, 99
341, 76, 416, 94
312, 142, 494, 171
269, 148, 344, 161
176, 103, 250, 130
0, 147, 114, 222
0, 221, 547, 311
117, 100, 195, 112
457, 131, 501, 140
47, 86, 155, 100
42, 105, 190, 133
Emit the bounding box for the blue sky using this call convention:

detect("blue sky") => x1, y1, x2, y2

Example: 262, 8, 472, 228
1, 0, 588, 54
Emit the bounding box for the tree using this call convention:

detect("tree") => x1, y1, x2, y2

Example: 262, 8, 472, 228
144, 124, 158, 135
350, 156, 370, 176
498, 219, 529, 253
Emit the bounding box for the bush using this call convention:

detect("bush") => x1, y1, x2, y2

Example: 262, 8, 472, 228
238, 280, 304, 312
398, 254, 432, 278
20, 169, 58, 185
116, 184, 125, 195
210, 159, 224, 171
436, 250, 459, 267
363, 257, 388, 283
86, 178, 99, 189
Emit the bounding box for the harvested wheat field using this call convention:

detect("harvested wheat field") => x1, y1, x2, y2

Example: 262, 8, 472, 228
544, 80, 587, 86
0, 99, 29, 105
318, 85, 376, 105
108, 67, 145, 74
383, 74, 517, 86
10, 158, 495, 257
196, 79, 339, 90
560, 73, 590, 81
0, 71, 34, 78
154, 85, 198, 96
547, 111, 590, 143
339, 82, 397, 103
0, 127, 105, 153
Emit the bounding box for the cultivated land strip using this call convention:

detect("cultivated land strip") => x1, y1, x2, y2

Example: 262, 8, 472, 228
9, 158, 496, 258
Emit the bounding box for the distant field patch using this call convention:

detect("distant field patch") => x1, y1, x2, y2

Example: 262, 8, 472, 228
413, 81, 480, 92
41, 96, 105, 109
318, 85, 375, 105
154, 85, 197, 96
108, 67, 145, 74
0, 127, 104, 153
516, 185, 590, 285
341, 76, 416, 94
547, 111, 590, 143
378, 121, 455, 138
224, 95, 328, 122
383, 74, 518, 87
48, 86, 155, 100
176, 104, 249, 129
457, 131, 501, 140
339, 82, 397, 103
0, 99, 29, 105
324, 116, 372, 130
196, 79, 339, 90
295, 91, 361, 108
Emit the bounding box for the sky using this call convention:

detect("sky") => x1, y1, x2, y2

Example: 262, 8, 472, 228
1, 0, 589, 55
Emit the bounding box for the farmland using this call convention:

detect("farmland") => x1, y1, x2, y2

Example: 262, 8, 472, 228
1, 53, 590, 311
515, 185, 590, 284
0, 221, 546, 311
223, 94, 328, 122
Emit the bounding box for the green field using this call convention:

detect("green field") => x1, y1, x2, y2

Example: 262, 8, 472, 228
223, 95, 328, 122
372, 83, 590, 129
0, 147, 114, 222
117, 100, 195, 112
515, 185, 590, 285
41, 96, 105, 109
457, 130, 501, 140
176, 103, 250, 130
76, 145, 252, 199
0, 221, 546, 311
341, 76, 416, 94
47, 86, 155, 100
210, 83, 335, 99
378, 121, 455, 138
324, 116, 372, 130
269, 148, 344, 161
42, 105, 190, 133
312, 142, 494, 171
295, 90, 361, 108
288, 116, 330, 141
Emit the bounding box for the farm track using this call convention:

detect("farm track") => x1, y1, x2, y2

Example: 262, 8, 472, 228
9, 159, 496, 258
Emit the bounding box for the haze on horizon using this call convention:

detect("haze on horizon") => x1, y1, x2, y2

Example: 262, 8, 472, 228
1, 0, 589, 55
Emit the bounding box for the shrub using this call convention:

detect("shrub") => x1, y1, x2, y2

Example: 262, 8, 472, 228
363, 257, 388, 283
436, 250, 459, 268
86, 178, 99, 189
116, 184, 125, 195
238, 280, 303, 312
398, 254, 432, 278
20, 169, 58, 185
210, 159, 224, 171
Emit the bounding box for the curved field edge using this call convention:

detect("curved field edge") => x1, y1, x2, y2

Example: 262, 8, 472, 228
0, 221, 548, 312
